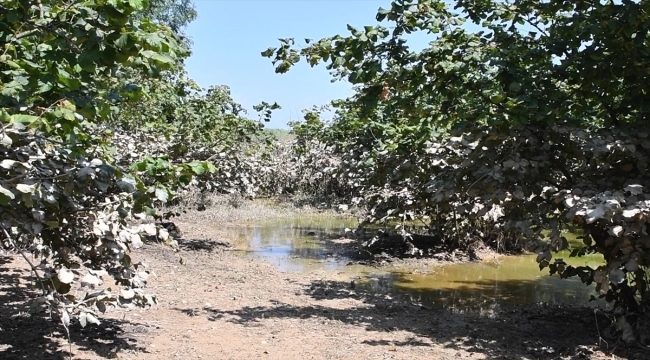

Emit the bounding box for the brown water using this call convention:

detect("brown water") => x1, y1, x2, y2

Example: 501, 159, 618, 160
225, 216, 605, 312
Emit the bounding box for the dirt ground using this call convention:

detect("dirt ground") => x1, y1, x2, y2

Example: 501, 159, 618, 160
2, 214, 650, 360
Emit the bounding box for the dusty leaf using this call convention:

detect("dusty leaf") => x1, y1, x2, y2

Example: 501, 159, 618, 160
158, 228, 170, 241
609, 269, 626, 284
536, 249, 551, 263
0, 159, 16, 169
155, 187, 169, 202
624, 184, 643, 195
586, 205, 606, 223
140, 223, 157, 236
117, 177, 137, 192
513, 188, 525, 200
86, 312, 100, 326
0, 133, 12, 147
121, 289, 136, 299
57, 267, 75, 284
15, 183, 36, 193
130, 233, 143, 248
622, 208, 640, 219
0, 185, 15, 200
624, 259, 639, 272
79, 312, 88, 328
608, 225, 624, 237
80, 273, 102, 287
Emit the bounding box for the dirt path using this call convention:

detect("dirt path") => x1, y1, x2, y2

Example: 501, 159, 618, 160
1, 219, 648, 360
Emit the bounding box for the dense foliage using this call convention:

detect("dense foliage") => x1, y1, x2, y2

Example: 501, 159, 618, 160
3, 0, 650, 350
140, 0, 197, 35
110, 70, 341, 200
0, 0, 214, 331
0, 1, 346, 338
264, 0, 650, 344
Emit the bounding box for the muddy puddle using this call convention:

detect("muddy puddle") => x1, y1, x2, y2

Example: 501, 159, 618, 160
225, 216, 606, 312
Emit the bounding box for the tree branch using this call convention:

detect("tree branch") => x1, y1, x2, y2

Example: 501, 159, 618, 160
0, 226, 47, 296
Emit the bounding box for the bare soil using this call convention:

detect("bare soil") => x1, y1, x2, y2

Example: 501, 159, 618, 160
1, 212, 649, 360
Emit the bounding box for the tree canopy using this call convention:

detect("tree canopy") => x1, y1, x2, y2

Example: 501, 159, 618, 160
142, 0, 197, 34
1, 0, 649, 349
264, 0, 650, 343
0, 0, 213, 332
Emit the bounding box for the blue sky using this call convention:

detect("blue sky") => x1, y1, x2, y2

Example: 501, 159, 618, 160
184, 0, 434, 129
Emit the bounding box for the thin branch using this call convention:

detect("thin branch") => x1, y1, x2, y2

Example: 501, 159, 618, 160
464, 140, 523, 195
523, 15, 550, 38
37, 0, 44, 19
0, 172, 71, 185
20, 251, 48, 296
14, 28, 39, 40
0, 226, 47, 296
0, 174, 27, 185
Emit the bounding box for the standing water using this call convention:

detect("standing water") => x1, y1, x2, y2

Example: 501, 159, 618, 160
224, 216, 605, 312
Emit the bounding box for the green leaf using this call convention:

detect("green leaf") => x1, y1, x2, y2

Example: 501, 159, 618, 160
5, 60, 21, 69
261, 47, 276, 57
128, 0, 147, 11
509, 82, 521, 92
150, 53, 174, 64
45, 221, 60, 228
37, 80, 53, 94
10, 114, 39, 125
490, 94, 505, 103
0, 110, 10, 122
187, 161, 207, 175
61, 109, 76, 121
115, 33, 131, 49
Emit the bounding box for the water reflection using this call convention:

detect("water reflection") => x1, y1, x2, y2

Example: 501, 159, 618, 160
225, 216, 358, 272
355, 255, 605, 312
225, 217, 606, 312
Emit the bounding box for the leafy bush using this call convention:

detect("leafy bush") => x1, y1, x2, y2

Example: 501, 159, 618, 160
0, 0, 351, 344
263, 0, 650, 343
0, 0, 213, 331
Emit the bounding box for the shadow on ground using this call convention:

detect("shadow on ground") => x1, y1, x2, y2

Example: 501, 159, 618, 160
0, 255, 153, 360
184, 277, 649, 360
177, 237, 231, 252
